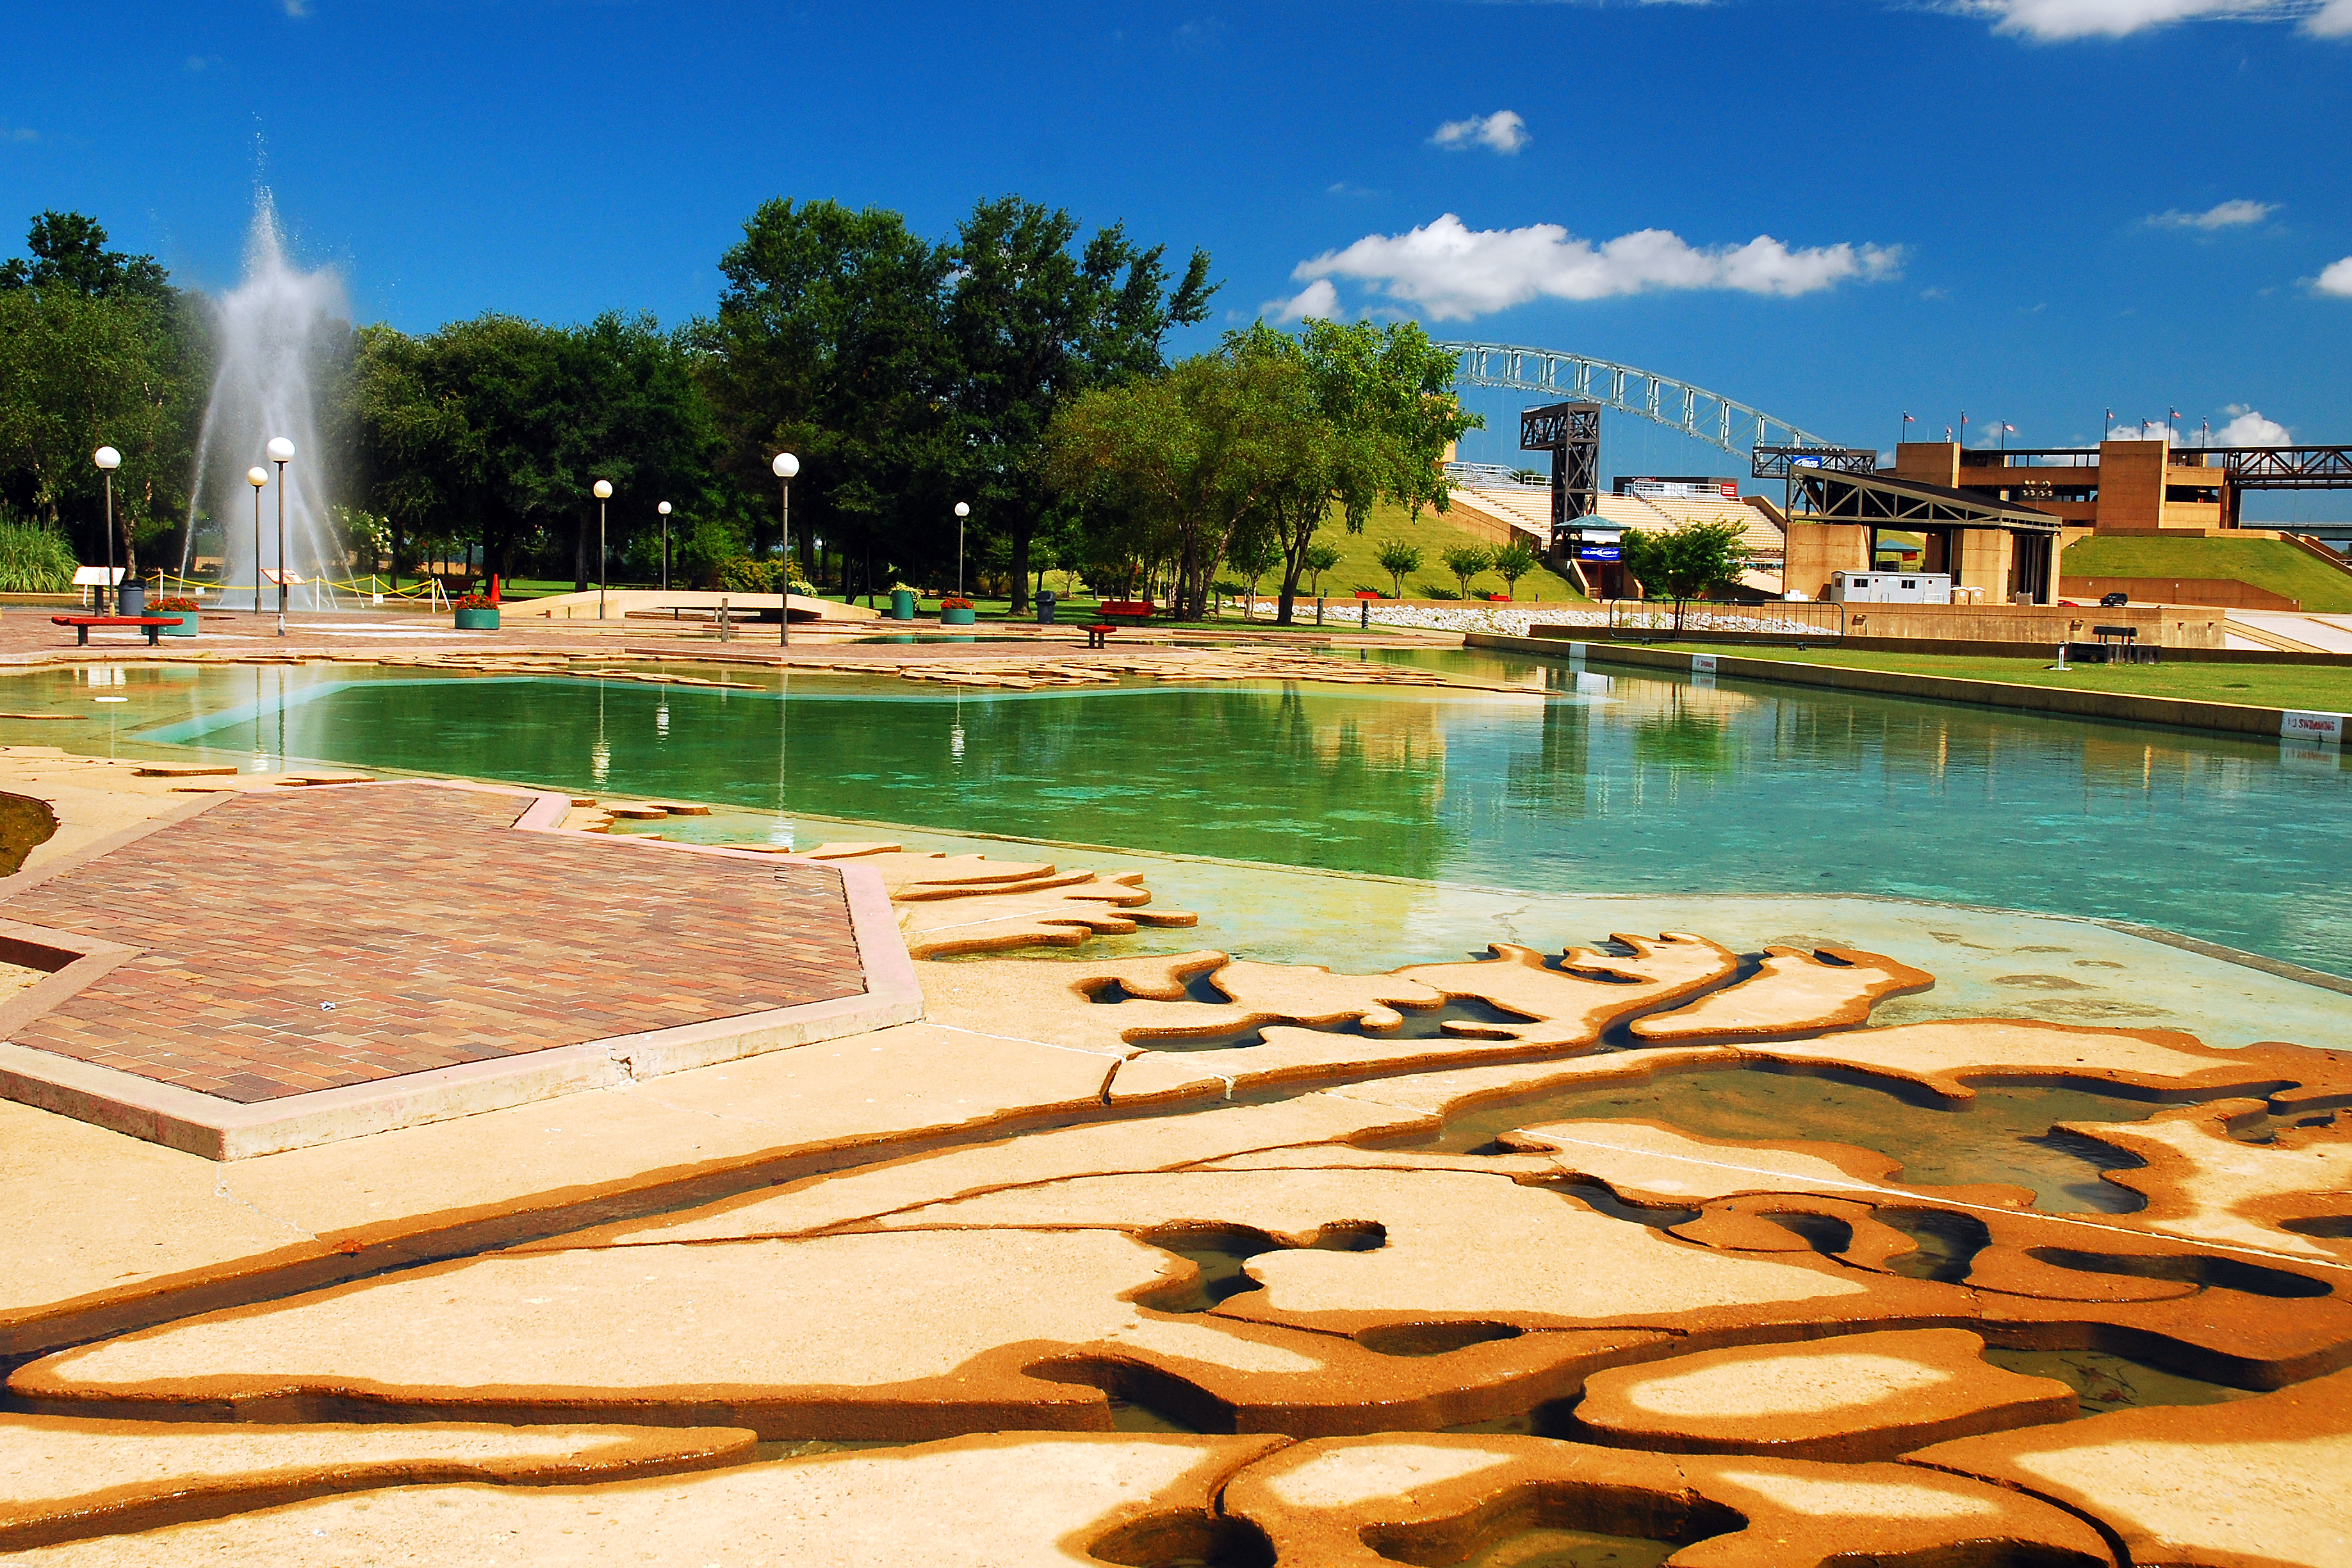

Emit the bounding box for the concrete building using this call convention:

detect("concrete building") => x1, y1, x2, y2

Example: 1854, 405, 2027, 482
1891, 438, 2228, 535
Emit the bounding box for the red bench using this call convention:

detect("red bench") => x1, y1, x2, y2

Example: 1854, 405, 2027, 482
1084, 623, 1118, 649
53, 615, 177, 647
1097, 599, 1156, 620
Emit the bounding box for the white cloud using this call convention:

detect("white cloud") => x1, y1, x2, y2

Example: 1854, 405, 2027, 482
2193, 405, 2292, 445
2107, 420, 2175, 439
2148, 199, 2276, 229
281, 0, 313, 15
6, 128, 35, 143
1431, 110, 1530, 156
1264, 279, 1341, 323
2317, 256, 2352, 296
1956, 0, 2350, 37
1289, 214, 1902, 321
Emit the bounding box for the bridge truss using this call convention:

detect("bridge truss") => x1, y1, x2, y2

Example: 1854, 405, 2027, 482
1437, 341, 1842, 459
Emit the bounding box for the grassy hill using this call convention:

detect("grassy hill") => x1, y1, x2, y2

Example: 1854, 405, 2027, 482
2062, 535, 2352, 613
1240, 498, 1586, 603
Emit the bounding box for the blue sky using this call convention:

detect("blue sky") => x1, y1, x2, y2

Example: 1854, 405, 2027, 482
6, 1, 2349, 494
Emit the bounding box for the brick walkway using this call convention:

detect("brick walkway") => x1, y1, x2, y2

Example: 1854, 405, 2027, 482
0, 783, 865, 1102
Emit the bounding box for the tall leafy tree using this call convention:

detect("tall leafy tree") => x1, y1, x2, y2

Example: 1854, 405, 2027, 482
944, 197, 1213, 610
698, 199, 952, 594
1044, 352, 1286, 620
0, 213, 202, 573
1227, 319, 1478, 625
1620, 521, 1744, 635
352, 312, 719, 587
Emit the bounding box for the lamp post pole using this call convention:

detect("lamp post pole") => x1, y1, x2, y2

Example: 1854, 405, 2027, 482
93, 447, 121, 614
267, 437, 295, 637
592, 480, 613, 620
772, 453, 797, 648
953, 501, 970, 598
247, 468, 267, 617
657, 501, 671, 591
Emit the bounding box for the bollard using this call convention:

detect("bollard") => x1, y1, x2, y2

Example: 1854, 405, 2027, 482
1315, 596, 1325, 625
1360, 598, 1369, 630
719, 596, 731, 642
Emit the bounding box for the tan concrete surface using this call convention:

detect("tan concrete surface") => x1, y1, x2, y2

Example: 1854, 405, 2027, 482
2056, 1101, 2352, 1259
1740, 1018, 2349, 1102
1571, 1328, 2076, 1461
1913, 1364, 2352, 1568
1631, 945, 1935, 1041
3, 1433, 1285, 1567
15, 1230, 1191, 1437
866, 1166, 1902, 1335
1222, 1434, 2114, 1568
0, 1415, 755, 1550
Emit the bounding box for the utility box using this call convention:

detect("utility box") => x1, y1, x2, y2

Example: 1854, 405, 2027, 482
1830, 571, 1952, 605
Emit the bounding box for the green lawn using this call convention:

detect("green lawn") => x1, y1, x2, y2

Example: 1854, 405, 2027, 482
1264, 498, 1586, 604
2061, 535, 2352, 614
1617, 641, 2352, 712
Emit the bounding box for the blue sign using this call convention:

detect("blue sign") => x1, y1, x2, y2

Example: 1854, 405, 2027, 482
1578, 545, 1622, 562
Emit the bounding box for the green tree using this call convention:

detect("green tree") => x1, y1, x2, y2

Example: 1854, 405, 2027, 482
352, 312, 721, 589
0, 213, 204, 575
1302, 541, 1343, 596
1375, 537, 1422, 599
943, 196, 1214, 612
1227, 318, 1478, 625
1045, 352, 1282, 621
1224, 527, 1280, 613
1620, 521, 1744, 635
1441, 544, 1492, 600
0, 211, 172, 302
697, 199, 951, 596
1492, 539, 1539, 600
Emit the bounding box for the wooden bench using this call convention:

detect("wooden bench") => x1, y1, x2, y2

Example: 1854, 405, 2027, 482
1097, 599, 1156, 621
53, 615, 176, 647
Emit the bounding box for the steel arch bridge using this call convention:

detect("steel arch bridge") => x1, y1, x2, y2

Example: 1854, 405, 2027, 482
1435, 341, 1840, 457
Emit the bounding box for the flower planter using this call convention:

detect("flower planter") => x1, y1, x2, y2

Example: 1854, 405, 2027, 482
890, 589, 916, 621
453, 607, 500, 630
158, 610, 200, 638
940, 606, 977, 626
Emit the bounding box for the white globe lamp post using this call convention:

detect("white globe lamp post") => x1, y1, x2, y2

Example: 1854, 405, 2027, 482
592, 479, 614, 619
266, 437, 295, 636
246, 468, 268, 617
954, 502, 970, 599
772, 453, 798, 647
92, 447, 122, 614
657, 501, 673, 591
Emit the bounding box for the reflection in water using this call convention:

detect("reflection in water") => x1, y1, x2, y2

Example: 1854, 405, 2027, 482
77, 648, 2352, 976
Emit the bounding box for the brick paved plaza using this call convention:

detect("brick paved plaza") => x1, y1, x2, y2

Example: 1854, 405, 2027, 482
0, 781, 869, 1102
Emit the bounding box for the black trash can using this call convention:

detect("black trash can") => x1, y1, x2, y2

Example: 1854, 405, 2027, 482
116, 580, 146, 617
1036, 590, 1057, 625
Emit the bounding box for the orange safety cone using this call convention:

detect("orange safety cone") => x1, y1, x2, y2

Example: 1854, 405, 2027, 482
489, 574, 501, 605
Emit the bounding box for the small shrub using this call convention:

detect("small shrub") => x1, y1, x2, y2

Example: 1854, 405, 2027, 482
452, 592, 496, 611
0, 512, 79, 594
718, 557, 780, 593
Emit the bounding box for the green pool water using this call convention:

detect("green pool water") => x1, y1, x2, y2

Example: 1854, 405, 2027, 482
34, 646, 2352, 978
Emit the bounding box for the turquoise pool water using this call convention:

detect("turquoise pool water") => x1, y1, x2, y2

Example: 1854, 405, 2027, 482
37, 648, 2352, 978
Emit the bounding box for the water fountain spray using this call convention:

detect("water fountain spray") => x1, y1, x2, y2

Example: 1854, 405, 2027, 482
181, 191, 348, 610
